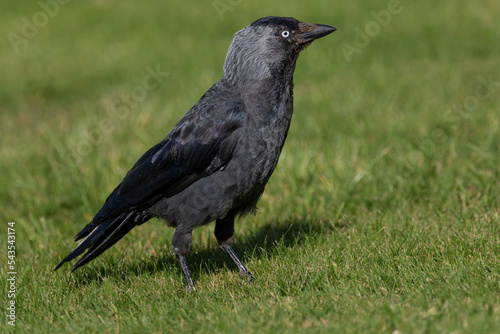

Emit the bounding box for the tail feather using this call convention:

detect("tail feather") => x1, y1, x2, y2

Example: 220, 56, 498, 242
54, 211, 136, 271
71, 212, 136, 270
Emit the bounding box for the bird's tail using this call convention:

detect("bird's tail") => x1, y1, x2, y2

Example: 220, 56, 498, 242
54, 211, 138, 271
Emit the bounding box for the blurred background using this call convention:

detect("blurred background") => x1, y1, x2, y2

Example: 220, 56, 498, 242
2, 0, 498, 218
0, 0, 499, 332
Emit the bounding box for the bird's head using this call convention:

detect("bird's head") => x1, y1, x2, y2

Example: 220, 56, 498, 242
223, 16, 336, 84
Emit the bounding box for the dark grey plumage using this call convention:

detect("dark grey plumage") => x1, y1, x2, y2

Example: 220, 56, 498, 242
55, 16, 336, 291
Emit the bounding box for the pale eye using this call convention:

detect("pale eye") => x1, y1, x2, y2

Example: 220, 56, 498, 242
281, 30, 290, 38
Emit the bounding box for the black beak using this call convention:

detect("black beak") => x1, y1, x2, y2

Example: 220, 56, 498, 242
299, 24, 336, 43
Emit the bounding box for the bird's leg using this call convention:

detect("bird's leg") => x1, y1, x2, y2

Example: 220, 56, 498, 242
172, 229, 196, 292
215, 214, 254, 281
220, 244, 254, 282
177, 254, 196, 292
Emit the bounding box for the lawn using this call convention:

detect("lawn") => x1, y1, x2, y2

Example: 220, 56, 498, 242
1, 0, 499, 333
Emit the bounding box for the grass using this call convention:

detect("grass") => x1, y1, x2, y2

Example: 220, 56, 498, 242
1, 0, 499, 332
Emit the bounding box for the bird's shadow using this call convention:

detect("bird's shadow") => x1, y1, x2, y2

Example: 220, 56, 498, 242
65, 217, 346, 287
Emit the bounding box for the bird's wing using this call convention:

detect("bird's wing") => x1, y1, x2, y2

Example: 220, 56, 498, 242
74, 101, 246, 240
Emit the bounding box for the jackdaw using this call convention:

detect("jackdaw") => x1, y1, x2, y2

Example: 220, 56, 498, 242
55, 16, 336, 291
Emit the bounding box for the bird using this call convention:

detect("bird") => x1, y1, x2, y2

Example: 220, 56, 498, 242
55, 16, 336, 291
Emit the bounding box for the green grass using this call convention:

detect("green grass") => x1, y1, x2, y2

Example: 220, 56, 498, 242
1, 0, 500, 332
